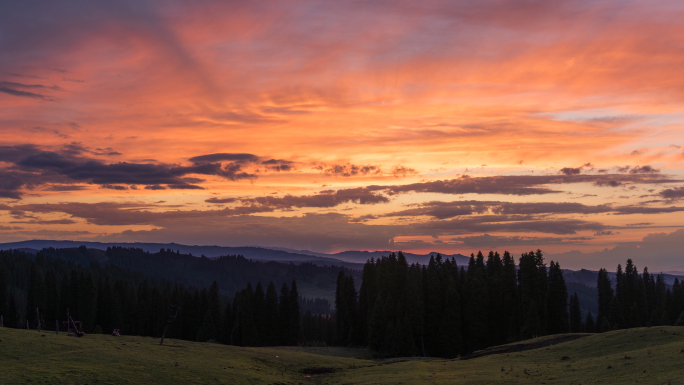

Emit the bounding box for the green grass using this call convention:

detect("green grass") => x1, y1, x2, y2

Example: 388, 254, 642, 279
2, 327, 684, 384
0, 329, 369, 385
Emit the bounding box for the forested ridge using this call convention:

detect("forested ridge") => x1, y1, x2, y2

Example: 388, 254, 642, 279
1, 246, 683, 358
0, 247, 330, 346
40, 245, 357, 300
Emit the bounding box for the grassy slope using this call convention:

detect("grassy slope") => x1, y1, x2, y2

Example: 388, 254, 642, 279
321, 326, 684, 385
0, 329, 369, 385
1, 327, 684, 384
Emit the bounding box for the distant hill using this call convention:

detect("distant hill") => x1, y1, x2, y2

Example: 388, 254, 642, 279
0, 240, 472, 269
328, 250, 471, 265
0, 240, 363, 269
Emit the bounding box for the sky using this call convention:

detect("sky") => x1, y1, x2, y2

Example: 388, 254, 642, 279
1, 0, 684, 271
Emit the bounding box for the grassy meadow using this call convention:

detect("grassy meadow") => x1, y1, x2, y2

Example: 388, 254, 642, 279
1, 326, 684, 384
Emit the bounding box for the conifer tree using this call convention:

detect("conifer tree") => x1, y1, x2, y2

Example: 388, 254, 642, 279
367, 291, 389, 351
335, 271, 350, 345
208, 281, 223, 341
26, 263, 47, 326
546, 261, 569, 334
465, 270, 489, 351
403, 265, 425, 356
438, 275, 463, 357
8, 292, 18, 328
97, 277, 115, 334
181, 289, 199, 340
44, 268, 59, 328
596, 268, 614, 332
335, 272, 359, 345
486, 251, 506, 345
381, 316, 416, 357
422, 255, 444, 354
585, 312, 596, 333
279, 283, 290, 345
0, 262, 9, 320
222, 301, 233, 344
264, 282, 280, 346
569, 293, 582, 333
520, 300, 541, 338
614, 262, 628, 327
196, 309, 216, 342
289, 279, 301, 345
68, 270, 80, 320
239, 283, 259, 346
518, 250, 547, 338
501, 251, 519, 341
676, 311, 684, 326
358, 258, 377, 346
59, 274, 70, 322
671, 278, 683, 324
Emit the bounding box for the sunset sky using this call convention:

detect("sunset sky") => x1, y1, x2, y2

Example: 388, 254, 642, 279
2, 1, 684, 270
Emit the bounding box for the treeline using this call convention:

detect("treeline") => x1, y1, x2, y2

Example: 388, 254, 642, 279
0, 249, 333, 346
4, 247, 684, 358
229, 280, 335, 346
596, 259, 684, 331
38, 245, 358, 300
335, 250, 575, 357
336, 252, 684, 358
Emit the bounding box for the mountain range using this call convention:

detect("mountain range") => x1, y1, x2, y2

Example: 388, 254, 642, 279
0, 239, 470, 268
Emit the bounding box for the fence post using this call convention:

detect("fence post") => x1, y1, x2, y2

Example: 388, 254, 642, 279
0, 315, 3, 328
56, 320, 59, 335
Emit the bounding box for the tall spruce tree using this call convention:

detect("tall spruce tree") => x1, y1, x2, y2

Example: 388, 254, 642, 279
208, 281, 223, 341
569, 293, 582, 333
196, 309, 216, 342
486, 251, 506, 345
252, 282, 267, 345
0, 262, 9, 321
518, 250, 547, 338
403, 264, 425, 356
335, 272, 359, 346
671, 279, 683, 325
520, 300, 542, 338
546, 261, 569, 334
423, 255, 444, 355
97, 277, 115, 334
438, 274, 463, 358
465, 253, 489, 351
278, 283, 291, 345
44, 268, 59, 327
367, 290, 389, 351
239, 283, 259, 346
264, 282, 280, 346
596, 268, 614, 332
501, 251, 519, 341
222, 301, 233, 344
358, 258, 377, 347
8, 291, 18, 328
288, 279, 301, 346
585, 312, 596, 333
26, 263, 47, 327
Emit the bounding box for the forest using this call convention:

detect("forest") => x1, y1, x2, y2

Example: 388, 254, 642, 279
334, 251, 684, 357
1, 247, 683, 358
0, 247, 329, 345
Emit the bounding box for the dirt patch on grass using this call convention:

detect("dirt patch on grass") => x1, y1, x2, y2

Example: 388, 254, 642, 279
460, 334, 590, 360
300, 367, 339, 375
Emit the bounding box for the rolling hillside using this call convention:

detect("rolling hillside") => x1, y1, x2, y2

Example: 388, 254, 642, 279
1, 326, 683, 384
